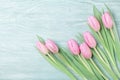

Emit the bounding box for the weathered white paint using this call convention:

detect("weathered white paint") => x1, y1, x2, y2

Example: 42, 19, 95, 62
0, 0, 120, 80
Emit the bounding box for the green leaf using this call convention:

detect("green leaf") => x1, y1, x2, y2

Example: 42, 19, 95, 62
88, 60, 104, 80
36, 35, 45, 43
41, 53, 77, 80
75, 33, 84, 43
105, 5, 120, 63
93, 5, 101, 20
60, 48, 88, 77
60, 48, 99, 79
92, 50, 118, 79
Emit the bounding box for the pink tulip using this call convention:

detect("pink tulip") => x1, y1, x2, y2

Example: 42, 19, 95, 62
36, 41, 48, 54
102, 12, 113, 29
80, 43, 92, 59
67, 39, 80, 55
45, 40, 59, 53
88, 16, 100, 32
83, 31, 96, 48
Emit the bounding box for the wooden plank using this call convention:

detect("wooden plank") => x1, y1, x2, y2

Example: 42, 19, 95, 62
0, 0, 120, 79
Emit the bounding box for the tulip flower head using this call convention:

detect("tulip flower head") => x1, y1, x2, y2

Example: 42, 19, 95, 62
36, 41, 48, 54
67, 39, 80, 55
102, 12, 113, 29
88, 16, 100, 32
80, 43, 92, 59
45, 39, 59, 53
83, 31, 96, 48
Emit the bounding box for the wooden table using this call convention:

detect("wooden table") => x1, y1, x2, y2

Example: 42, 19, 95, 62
0, 0, 120, 80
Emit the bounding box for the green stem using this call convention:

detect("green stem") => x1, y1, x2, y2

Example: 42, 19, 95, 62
98, 31, 104, 41
47, 53, 57, 63
92, 50, 118, 79
78, 55, 93, 74
110, 28, 115, 41
45, 55, 77, 80
105, 49, 120, 77
57, 53, 69, 64
94, 48, 106, 64
97, 47, 116, 74
57, 53, 87, 79
68, 65, 87, 80
80, 56, 100, 80
67, 61, 87, 80
97, 47, 109, 64
90, 59, 108, 80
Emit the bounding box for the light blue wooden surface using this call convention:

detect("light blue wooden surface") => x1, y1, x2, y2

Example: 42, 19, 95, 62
0, 0, 120, 80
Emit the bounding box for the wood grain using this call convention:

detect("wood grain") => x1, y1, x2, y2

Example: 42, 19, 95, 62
0, 0, 120, 80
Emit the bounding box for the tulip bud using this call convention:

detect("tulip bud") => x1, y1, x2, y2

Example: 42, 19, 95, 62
67, 39, 80, 55
45, 40, 59, 53
102, 12, 113, 29
88, 16, 100, 32
80, 43, 92, 59
36, 41, 48, 54
83, 31, 96, 48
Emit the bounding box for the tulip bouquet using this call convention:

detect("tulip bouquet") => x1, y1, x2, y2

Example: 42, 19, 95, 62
36, 5, 120, 80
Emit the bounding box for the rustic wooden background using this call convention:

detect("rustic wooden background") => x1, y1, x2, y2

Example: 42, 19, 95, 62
0, 0, 120, 80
